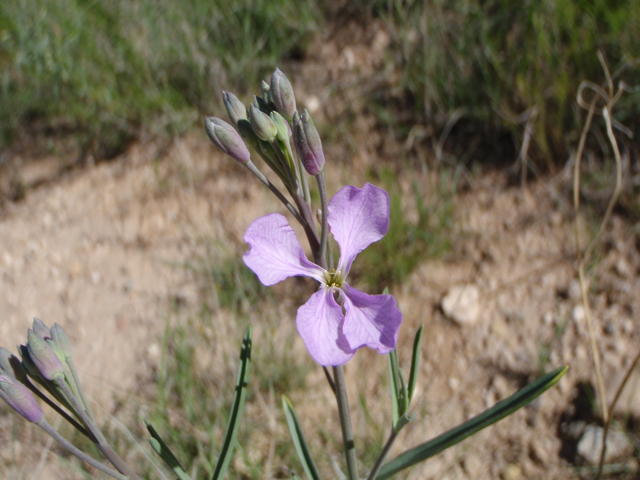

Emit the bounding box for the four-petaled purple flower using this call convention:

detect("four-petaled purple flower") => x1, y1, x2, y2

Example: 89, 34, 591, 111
243, 183, 402, 366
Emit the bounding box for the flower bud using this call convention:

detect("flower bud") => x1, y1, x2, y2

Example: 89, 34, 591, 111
0, 347, 29, 383
50, 324, 73, 360
205, 117, 251, 164
0, 375, 44, 423
293, 110, 325, 175
32, 318, 51, 339
27, 330, 64, 381
270, 68, 297, 121
270, 111, 290, 143
261, 80, 271, 104
222, 91, 247, 126
249, 104, 278, 142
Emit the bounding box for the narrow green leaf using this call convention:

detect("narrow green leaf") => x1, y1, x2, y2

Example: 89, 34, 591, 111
282, 395, 321, 480
387, 350, 400, 426
211, 325, 252, 480
145, 420, 193, 480
407, 326, 424, 403
377, 366, 568, 480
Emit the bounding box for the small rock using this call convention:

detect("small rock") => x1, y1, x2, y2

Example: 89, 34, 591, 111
502, 463, 522, 480
572, 305, 585, 322
576, 425, 632, 464
442, 285, 481, 326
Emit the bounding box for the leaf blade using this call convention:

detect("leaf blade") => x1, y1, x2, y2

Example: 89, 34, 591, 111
377, 366, 568, 480
211, 325, 252, 480
282, 395, 321, 480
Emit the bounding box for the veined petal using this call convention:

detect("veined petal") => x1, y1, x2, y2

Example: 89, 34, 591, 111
328, 183, 389, 275
296, 288, 354, 366
243, 213, 324, 286
342, 284, 402, 354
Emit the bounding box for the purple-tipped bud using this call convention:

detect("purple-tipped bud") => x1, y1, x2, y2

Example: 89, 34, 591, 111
222, 91, 247, 126
293, 110, 325, 175
27, 330, 64, 381
271, 68, 297, 121
249, 104, 278, 142
32, 318, 51, 339
205, 117, 251, 164
0, 375, 44, 423
50, 324, 73, 360
0, 347, 29, 384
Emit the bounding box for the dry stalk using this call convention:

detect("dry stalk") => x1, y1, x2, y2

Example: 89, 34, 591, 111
573, 53, 635, 480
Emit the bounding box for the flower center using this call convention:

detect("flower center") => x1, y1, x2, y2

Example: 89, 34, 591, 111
324, 268, 345, 288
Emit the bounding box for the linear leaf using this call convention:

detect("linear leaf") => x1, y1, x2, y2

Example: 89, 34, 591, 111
282, 395, 321, 480
407, 326, 424, 403
376, 366, 568, 480
211, 325, 252, 480
145, 420, 193, 480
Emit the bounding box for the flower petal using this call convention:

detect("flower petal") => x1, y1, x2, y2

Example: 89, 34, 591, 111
328, 183, 389, 275
341, 285, 402, 354
243, 213, 324, 286
296, 288, 354, 366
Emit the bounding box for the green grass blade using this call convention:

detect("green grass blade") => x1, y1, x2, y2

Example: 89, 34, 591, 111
376, 366, 568, 480
145, 420, 193, 480
211, 325, 252, 480
407, 326, 424, 403
282, 395, 321, 480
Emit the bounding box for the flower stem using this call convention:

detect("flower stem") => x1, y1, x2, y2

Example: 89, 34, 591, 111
36, 419, 128, 480
55, 378, 142, 480
333, 365, 359, 480
366, 428, 397, 480
243, 161, 305, 225
316, 172, 329, 270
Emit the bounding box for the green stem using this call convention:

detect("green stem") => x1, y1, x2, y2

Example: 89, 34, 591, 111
333, 365, 359, 480
316, 172, 329, 269
367, 428, 397, 480
67, 357, 96, 424
36, 419, 127, 480
243, 161, 305, 226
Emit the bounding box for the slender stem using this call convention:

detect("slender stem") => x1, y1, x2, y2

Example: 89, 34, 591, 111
25, 381, 94, 440
322, 367, 336, 395
316, 172, 329, 269
36, 419, 127, 480
597, 348, 640, 479
243, 161, 305, 225
294, 187, 321, 261
55, 379, 142, 480
367, 428, 398, 480
333, 365, 359, 480
299, 157, 312, 206
67, 357, 96, 424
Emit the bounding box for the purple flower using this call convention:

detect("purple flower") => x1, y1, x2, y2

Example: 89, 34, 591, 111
243, 183, 402, 366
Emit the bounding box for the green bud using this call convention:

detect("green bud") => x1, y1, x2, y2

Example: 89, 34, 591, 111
222, 91, 247, 126
270, 111, 291, 143
0, 374, 44, 423
50, 324, 73, 360
249, 104, 278, 142
261, 80, 270, 104
293, 110, 325, 175
18, 344, 42, 380
205, 117, 251, 164
27, 330, 64, 381
270, 68, 297, 121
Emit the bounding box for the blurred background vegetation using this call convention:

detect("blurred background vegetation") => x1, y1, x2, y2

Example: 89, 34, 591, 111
1, 0, 638, 166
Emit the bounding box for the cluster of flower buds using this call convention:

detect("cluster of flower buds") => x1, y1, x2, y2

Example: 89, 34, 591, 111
206, 68, 328, 261
0, 319, 141, 480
